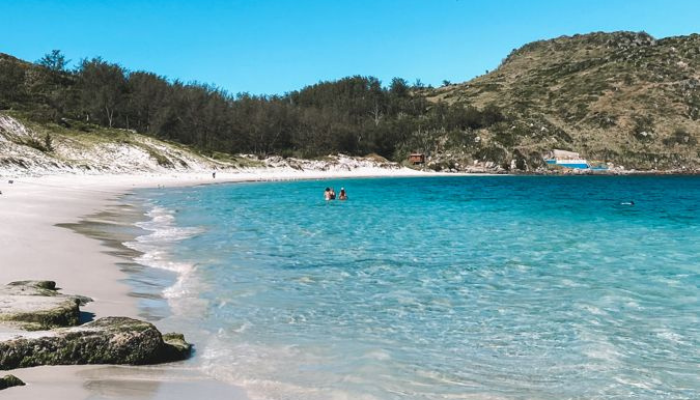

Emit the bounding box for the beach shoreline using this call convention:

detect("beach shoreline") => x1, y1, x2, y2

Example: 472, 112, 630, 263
0, 166, 436, 399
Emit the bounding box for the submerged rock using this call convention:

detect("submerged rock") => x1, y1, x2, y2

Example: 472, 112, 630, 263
0, 317, 192, 370
0, 374, 25, 390
0, 281, 92, 330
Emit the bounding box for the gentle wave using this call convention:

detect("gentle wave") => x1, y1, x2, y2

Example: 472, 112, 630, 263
124, 205, 203, 299
132, 177, 700, 400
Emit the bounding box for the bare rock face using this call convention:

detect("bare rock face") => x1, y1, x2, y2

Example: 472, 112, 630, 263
0, 317, 192, 370
0, 281, 91, 330
0, 374, 25, 390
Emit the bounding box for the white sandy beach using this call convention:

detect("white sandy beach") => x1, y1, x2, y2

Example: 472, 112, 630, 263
0, 166, 431, 399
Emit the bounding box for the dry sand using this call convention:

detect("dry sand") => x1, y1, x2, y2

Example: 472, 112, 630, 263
0, 167, 430, 399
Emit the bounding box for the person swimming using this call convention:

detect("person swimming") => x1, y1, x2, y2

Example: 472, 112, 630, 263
324, 187, 332, 201
330, 188, 336, 200
338, 187, 347, 200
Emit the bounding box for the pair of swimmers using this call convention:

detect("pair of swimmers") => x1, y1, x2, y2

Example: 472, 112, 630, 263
324, 187, 347, 201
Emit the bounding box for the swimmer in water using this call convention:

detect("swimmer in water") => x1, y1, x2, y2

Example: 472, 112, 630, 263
324, 187, 332, 201
338, 187, 348, 200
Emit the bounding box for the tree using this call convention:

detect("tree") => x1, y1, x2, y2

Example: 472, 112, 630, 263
37, 50, 69, 73
0, 58, 27, 107
77, 58, 127, 128
447, 105, 483, 130
389, 77, 409, 97
27, 51, 76, 121
126, 71, 170, 132
0, 50, 485, 162
442, 80, 452, 87
480, 104, 505, 126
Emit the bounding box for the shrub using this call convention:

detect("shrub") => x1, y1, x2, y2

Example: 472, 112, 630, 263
632, 116, 655, 142
663, 128, 697, 146
44, 133, 54, 152
23, 137, 49, 152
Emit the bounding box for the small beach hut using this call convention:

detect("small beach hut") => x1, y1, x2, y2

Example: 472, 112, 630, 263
408, 153, 425, 165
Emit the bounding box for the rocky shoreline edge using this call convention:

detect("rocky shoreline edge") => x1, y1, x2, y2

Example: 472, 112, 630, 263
0, 281, 192, 391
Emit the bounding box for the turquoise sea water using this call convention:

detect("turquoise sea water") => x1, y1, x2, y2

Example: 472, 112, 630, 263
129, 176, 699, 400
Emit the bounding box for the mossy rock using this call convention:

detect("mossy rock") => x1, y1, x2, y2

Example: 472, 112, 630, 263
0, 374, 25, 390
161, 333, 192, 361
0, 317, 192, 370
7, 280, 57, 291
0, 281, 91, 330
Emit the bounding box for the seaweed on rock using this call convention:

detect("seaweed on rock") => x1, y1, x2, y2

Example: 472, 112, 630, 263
0, 281, 193, 370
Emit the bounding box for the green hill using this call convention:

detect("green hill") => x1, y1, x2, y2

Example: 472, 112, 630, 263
1, 31, 698, 172
426, 31, 700, 170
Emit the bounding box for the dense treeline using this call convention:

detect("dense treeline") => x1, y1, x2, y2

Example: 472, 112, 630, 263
0, 50, 505, 160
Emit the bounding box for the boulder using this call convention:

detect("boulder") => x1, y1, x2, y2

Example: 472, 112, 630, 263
0, 281, 91, 330
0, 317, 191, 370
0, 281, 192, 370
0, 374, 25, 390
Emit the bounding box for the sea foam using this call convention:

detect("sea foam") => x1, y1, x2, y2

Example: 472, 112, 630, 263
124, 205, 203, 299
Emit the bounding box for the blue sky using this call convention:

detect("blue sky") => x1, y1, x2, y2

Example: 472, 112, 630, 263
2, 0, 698, 94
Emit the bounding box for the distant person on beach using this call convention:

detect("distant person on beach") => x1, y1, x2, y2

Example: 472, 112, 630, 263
339, 188, 347, 200
212, 171, 216, 179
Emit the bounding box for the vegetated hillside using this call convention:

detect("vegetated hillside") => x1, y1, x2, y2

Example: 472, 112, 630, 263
0, 51, 443, 162
1, 31, 698, 172
427, 31, 700, 170
0, 112, 251, 175
0, 112, 399, 176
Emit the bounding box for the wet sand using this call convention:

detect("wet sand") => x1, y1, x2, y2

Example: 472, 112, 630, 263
8, 366, 249, 400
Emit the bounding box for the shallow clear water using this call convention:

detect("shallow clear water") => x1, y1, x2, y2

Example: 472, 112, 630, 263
131, 176, 700, 400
